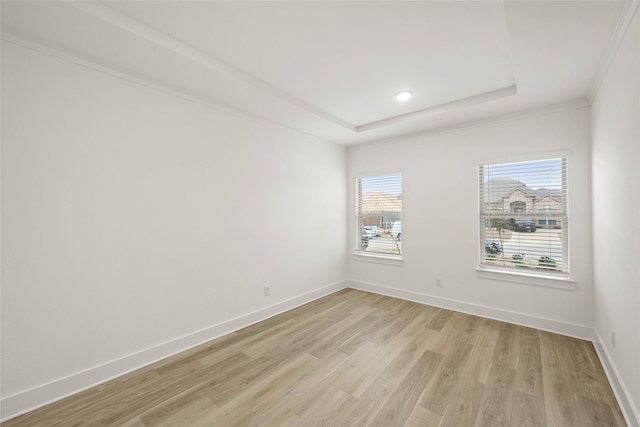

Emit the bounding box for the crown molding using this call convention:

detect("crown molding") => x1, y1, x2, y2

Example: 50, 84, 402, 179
1, 32, 343, 147
62, 1, 517, 135
356, 85, 517, 133
348, 98, 589, 151
65, 1, 357, 132
587, 0, 640, 103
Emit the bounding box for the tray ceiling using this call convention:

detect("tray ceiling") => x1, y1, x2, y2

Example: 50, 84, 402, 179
1, 1, 629, 144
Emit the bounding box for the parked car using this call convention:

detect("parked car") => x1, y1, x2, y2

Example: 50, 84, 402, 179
485, 240, 502, 255
362, 225, 378, 238
391, 221, 401, 240
509, 218, 537, 232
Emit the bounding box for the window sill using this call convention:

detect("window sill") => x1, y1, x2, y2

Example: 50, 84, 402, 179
476, 266, 575, 290
353, 252, 403, 266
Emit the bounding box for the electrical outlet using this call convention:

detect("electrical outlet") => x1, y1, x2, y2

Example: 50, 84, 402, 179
264, 285, 271, 296
611, 330, 616, 348
436, 278, 443, 288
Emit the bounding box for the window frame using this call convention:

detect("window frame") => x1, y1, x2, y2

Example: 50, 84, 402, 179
477, 156, 571, 285
354, 172, 403, 263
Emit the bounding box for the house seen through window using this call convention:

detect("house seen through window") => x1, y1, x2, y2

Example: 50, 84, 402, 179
479, 157, 569, 277
357, 173, 402, 257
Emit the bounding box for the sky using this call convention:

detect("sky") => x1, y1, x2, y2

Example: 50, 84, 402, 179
361, 173, 402, 196
359, 158, 562, 196
483, 158, 563, 190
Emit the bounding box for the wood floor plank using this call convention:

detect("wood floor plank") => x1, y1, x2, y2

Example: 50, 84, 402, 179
541, 390, 582, 427
379, 327, 439, 386
327, 378, 394, 427
308, 314, 378, 359
150, 331, 244, 372
141, 396, 217, 427
196, 315, 304, 366
439, 319, 495, 425
571, 339, 621, 408
337, 315, 394, 355
420, 341, 473, 415
323, 340, 385, 398
440, 381, 485, 427
579, 343, 627, 426
217, 318, 301, 359
120, 416, 146, 427
492, 322, 520, 371
259, 407, 302, 427
303, 388, 357, 427
576, 395, 620, 427
280, 309, 350, 346
126, 349, 254, 423
515, 335, 544, 398
295, 386, 354, 426
397, 305, 440, 337
539, 331, 578, 395
474, 365, 516, 426
457, 314, 483, 345
313, 303, 377, 342
209, 353, 320, 426
511, 390, 546, 427
2, 289, 626, 427
371, 303, 425, 346
539, 331, 588, 427
207, 346, 303, 407
425, 308, 455, 331
88, 350, 253, 425
424, 311, 469, 354
461, 325, 500, 385
369, 349, 444, 427
404, 405, 443, 427
284, 351, 353, 417
344, 333, 413, 398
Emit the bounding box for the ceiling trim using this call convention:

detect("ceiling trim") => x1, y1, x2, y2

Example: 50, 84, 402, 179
67, 1, 357, 132
0, 33, 341, 146
587, 0, 640, 102
356, 85, 517, 133
65, 1, 519, 135
349, 98, 590, 151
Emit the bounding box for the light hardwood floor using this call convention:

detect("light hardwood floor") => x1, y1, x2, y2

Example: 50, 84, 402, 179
3, 289, 626, 426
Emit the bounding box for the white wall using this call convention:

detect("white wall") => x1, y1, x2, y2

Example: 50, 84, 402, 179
3, 14, 637, 425
591, 9, 640, 425
348, 106, 594, 336
0, 41, 347, 419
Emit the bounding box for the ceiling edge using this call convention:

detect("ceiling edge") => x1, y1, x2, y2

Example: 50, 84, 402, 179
348, 98, 590, 150
356, 85, 517, 133
0, 32, 342, 147
587, 0, 640, 103
64, 1, 521, 136
67, 1, 357, 132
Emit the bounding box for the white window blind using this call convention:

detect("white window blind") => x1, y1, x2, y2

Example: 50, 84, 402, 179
357, 173, 402, 257
479, 157, 568, 277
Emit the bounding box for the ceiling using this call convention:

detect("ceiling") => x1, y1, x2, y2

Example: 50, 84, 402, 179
1, 1, 632, 145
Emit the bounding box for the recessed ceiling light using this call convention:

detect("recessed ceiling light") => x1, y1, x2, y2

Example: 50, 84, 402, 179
395, 91, 412, 102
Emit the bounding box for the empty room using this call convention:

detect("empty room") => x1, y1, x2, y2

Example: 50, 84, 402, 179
1, 1, 639, 426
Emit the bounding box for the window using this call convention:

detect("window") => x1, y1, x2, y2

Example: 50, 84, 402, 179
479, 157, 568, 277
356, 173, 402, 258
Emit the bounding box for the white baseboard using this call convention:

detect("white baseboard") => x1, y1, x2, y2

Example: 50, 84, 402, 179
593, 330, 640, 427
346, 279, 593, 340
0, 280, 348, 422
